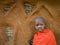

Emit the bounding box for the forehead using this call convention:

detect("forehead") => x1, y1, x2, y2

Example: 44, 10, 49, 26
35, 17, 45, 24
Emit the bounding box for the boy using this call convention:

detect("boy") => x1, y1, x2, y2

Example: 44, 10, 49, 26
32, 16, 57, 45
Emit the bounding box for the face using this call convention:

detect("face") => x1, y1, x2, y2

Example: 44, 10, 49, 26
35, 18, 45, 32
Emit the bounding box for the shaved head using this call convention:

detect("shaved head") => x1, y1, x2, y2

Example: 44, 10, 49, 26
35, 16, 45, 24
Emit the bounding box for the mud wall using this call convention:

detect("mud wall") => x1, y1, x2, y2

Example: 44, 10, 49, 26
0, 0, 60, 45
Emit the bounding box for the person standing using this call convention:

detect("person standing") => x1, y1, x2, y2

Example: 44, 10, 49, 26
32, 16, 57, 45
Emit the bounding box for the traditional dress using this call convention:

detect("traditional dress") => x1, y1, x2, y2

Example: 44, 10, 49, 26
33, 29, 57, 45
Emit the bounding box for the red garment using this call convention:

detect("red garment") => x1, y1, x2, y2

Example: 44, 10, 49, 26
33, 29, 57, 45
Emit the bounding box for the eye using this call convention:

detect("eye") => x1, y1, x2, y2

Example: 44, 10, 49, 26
36, 24, 44, 26
36, 24, 39, 26
40, 24, 44, 25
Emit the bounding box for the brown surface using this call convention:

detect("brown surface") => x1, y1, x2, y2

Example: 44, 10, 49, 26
0, 0, 60, 45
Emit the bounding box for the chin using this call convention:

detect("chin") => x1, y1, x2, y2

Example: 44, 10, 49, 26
38, 29, 44, 32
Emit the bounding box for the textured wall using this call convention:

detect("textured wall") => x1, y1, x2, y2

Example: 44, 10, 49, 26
0, 0, 60, 45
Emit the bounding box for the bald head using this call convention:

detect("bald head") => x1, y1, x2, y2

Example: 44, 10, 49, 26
35, 16, 45, 24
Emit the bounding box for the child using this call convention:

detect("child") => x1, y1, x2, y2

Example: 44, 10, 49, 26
32, 16, 57, 45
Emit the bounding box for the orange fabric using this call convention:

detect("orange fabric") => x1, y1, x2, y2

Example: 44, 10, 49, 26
33, 29, 57, 45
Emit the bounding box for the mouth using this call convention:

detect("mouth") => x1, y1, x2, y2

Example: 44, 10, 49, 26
38, 27, 42, 31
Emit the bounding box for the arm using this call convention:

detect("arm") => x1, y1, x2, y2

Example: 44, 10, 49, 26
29, 38, 34, 45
